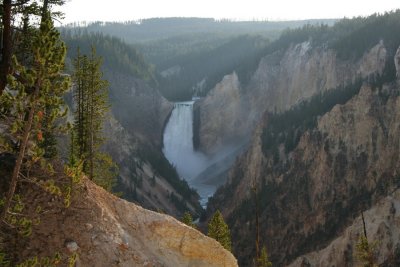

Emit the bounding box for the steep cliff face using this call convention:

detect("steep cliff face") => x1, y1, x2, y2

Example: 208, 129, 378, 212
196, 41, 387, 154
289, 189, 400, 267
207, 81, 400, 265
8, 178, 237, 267
194, 72, 245, 154
248, 41, 386, 113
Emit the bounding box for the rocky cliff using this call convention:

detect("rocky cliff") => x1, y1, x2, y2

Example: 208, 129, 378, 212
104, 70, 172, 147
6, 177, 237, 267
194, 72, 245, 155
289, 189, 400, 267
195, 41, 387, 155
206, 48, 400, 265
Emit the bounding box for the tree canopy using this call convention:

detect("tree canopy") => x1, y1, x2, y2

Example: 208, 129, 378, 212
208, 210, 232, 251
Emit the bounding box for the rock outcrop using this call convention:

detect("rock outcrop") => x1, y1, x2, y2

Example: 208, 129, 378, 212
18, 179, 238, 267
195, 72, 245, 154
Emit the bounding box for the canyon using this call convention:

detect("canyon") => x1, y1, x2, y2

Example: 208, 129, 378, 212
95, 17, 400, 265
4, 13, 400, 267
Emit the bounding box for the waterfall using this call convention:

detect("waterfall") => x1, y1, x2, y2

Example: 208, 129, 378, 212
163, 101, 214, 207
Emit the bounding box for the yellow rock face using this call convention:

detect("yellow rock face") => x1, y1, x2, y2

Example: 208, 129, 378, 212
21, 178, 237, 267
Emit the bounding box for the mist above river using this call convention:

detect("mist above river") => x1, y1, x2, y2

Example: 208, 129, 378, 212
163, 101, 246, 206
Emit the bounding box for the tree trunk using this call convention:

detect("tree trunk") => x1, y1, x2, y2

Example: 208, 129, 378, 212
41, 0, 49, 22
0, 85, 39, 223
89, 62, 94, 180
252, 182, 260, 266
0, 0, 12, 95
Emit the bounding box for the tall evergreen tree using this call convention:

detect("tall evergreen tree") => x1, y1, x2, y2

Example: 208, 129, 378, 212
0, 14, 70, 222
181, 211, 196, 228
257, 246, 272, 267
71, 47, 118, 191
0, 0, 66, 95
356, 212, 378, 267
207, 210, 232, 251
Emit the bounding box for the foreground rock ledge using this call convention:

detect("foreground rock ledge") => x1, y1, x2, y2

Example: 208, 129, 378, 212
24, 178, 238, 267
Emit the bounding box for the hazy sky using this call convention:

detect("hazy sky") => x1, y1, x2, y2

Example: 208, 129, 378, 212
59, 0, 399, 24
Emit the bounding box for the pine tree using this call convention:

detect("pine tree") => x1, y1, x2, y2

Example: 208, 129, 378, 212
72, 49, 88, 167
0, 14, 70, 222
356, 236, 378, 267
71, 47, 118, 191
0, 0, 13, 94
356, 212, 378, 267
182, 211, 196, 228
0, 0, 66, 94
93, 152, 118, 192
86, 47, 109, 180
257, 246, 272, 267
207, 210, 232, 251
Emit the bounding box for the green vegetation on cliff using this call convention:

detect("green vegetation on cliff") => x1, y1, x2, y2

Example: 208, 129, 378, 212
208, 210, 232, 251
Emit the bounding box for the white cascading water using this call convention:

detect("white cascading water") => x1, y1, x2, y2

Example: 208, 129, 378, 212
163, 101, 214, 207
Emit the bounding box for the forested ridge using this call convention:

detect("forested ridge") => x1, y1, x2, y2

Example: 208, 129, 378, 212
61, 30, 155, 83
66, 17, 336, 43
258, 10, 400, 60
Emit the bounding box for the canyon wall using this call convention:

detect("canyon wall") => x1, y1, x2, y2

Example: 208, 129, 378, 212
196, 41, 387, 155
204, 41, 400, 266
